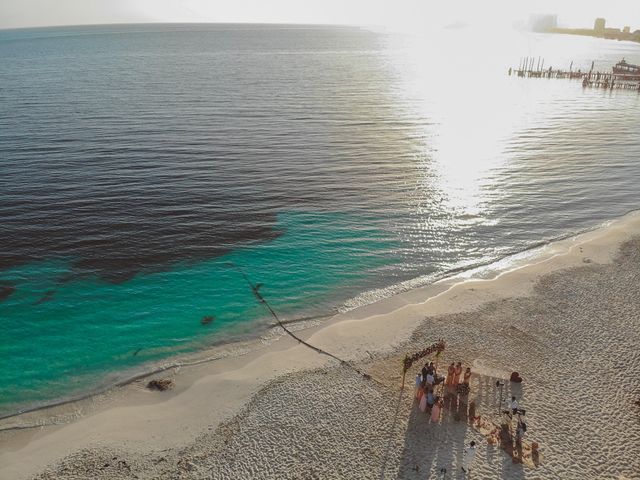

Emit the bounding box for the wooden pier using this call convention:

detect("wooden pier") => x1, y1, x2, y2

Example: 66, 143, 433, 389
510, 57, 640, 91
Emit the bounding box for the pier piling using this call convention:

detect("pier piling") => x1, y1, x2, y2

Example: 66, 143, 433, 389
510, 57, 640, 91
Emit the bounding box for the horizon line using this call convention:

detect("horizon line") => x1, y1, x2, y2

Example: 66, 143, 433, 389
0, 20, 381, 33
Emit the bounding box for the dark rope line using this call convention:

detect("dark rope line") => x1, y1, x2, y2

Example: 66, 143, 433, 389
227, 262, 380, 383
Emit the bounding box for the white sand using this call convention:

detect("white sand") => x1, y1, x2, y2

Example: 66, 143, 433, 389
1, 212, 640, 479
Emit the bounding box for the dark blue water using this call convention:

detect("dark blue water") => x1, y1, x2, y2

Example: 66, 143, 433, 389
1, 23, 639, 415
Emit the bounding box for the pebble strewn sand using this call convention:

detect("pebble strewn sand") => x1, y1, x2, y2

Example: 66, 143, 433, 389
30, 239, 640, 479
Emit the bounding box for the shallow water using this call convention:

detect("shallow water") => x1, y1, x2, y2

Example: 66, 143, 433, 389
1, 24, 639, 415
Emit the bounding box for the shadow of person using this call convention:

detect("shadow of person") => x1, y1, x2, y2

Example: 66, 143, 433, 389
499, 422, 514, 457
394, 390, 471, 479
514, 437, 524, 464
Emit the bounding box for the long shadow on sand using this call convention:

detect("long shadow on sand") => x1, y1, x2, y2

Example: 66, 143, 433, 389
389, 374, 529, 480
395, 385, 472, 479
472, 374, 528, 480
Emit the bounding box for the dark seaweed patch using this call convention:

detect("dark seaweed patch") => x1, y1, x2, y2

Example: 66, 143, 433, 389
0, 285, 15, 302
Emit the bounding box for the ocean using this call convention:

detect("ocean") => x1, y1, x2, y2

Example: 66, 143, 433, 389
1, 23, 639, 416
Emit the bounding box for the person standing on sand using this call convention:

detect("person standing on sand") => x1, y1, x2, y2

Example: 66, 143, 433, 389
463, 367, 472, 385
510, 396, 519, 415
416, 383, 425, 402
419, 389, 428, 412
446, 363, 455, 386
430, 396, 442, 423
461, 441, 477, 473
427, 389, 436, 408
415, 373, 423, 399
453, 362, 463, 385
426, 370, 435, 388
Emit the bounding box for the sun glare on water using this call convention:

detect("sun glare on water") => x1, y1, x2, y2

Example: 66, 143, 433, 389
380, 25, 601, 221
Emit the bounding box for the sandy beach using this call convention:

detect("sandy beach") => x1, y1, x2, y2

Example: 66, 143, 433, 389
2, 212, 640, 479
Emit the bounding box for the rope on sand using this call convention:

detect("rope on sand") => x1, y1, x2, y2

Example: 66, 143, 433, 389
228, 262, 383, 385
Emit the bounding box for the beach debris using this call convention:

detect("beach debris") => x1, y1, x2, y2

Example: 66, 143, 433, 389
146, 378, 174, 391
0, 285, 16, 301
510, 371, 523, 383
200, 315, 215, 325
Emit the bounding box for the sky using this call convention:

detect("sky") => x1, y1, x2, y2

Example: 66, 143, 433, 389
0, 0, 637, 31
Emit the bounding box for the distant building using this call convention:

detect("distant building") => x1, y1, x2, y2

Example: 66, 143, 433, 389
545, 16, 639, 45
604, 27, 622, 39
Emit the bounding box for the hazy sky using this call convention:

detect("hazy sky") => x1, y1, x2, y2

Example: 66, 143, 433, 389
0, 0, 637, 31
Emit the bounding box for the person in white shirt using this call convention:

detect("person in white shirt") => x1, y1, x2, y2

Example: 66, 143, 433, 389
461, 441, 477, 473
510, 396, 519, 415
426, 371, 435, 387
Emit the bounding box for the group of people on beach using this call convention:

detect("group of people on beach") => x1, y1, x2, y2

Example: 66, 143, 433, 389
413, 361, 538, 474
445, 361, 472, 390
414, 361, 472, 422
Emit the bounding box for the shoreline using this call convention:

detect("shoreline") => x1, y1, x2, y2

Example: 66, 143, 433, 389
0, 209, 629, 424
2, 210, 640, 478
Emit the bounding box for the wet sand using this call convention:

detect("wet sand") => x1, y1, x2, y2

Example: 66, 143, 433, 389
1, 212, 640, 479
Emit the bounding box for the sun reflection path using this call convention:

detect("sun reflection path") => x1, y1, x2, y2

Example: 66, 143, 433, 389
382, 28, 599, 219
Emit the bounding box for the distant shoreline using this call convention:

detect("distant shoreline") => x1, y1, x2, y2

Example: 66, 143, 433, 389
544, 27, 640, 44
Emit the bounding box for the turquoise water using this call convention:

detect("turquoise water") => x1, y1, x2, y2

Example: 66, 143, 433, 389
0, 211, 397, 414
2, 24, 640, 416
